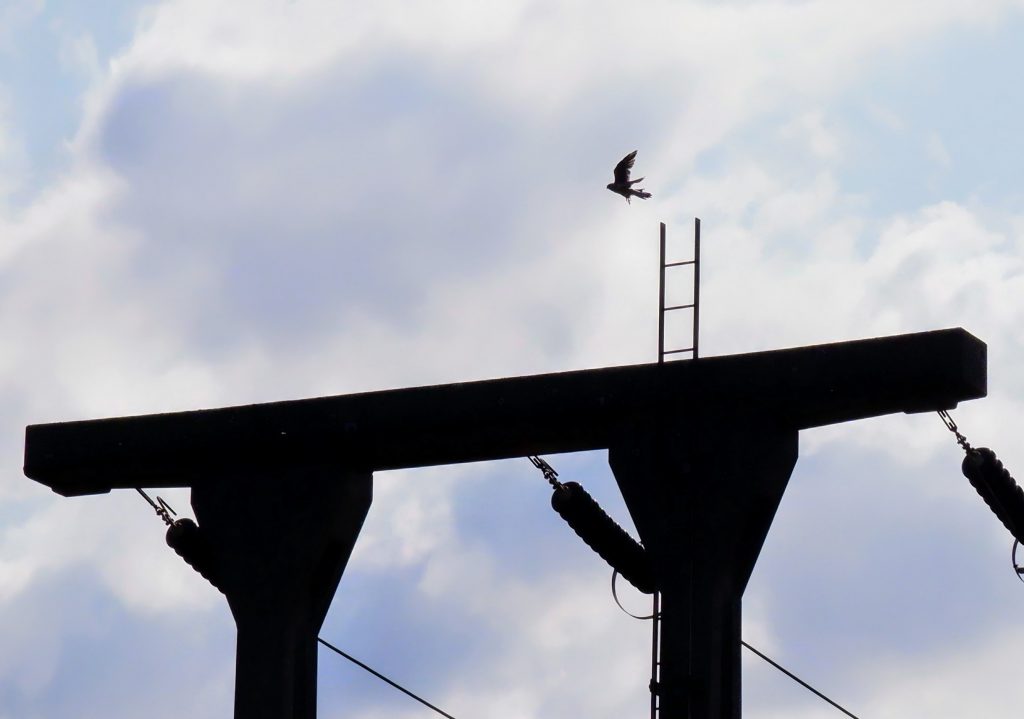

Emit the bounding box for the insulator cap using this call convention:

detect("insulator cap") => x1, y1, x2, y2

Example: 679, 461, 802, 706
551, 481, 656, 593
166, 518, 224, 593
962, 447, 1024, 545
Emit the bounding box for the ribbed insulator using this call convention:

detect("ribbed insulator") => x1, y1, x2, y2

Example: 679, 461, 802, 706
551, 481, 656, 594
166, 518, 224, 593
962, 447, 1024, 545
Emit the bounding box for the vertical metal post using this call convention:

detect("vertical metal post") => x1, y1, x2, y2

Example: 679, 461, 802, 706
658, 222, 666, 364
650, 589, 662, 719
693, 218, 701, 360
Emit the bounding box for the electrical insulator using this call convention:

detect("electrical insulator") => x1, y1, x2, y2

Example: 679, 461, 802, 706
962, 448, 1024, 545
551, 481, 656, 594
166, 518, 224, 593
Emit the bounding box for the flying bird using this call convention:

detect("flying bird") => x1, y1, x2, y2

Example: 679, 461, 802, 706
607, 150, 652, 203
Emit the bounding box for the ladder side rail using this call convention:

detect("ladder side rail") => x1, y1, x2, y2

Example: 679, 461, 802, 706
658, 222, 667, 363
651, 590, 662, 719
693, 218, 701, 359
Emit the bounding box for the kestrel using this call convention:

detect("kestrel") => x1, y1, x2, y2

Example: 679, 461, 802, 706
607, 150, 652, 203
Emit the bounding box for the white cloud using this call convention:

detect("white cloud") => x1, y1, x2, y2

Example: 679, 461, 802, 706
0, 0, 43, 54
860, 624, 1024, 718
0, 91, 29, 206
925, 129, 953, 168
866, 102, 907, 132
782, 111, 844, 161
57, 30, 102, 82
0, 488, 215, 612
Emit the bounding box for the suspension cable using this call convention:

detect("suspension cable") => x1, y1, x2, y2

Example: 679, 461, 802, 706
133, 490, 459, 719
137, 466, 862, 719
528, 457, 860, 718
742, 641, 860, 719
318, 638, 458, 719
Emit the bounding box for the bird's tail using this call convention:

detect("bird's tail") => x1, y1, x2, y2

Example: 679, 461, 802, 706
630, 189, 652, 200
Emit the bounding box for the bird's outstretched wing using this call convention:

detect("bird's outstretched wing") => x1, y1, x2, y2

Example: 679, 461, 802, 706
613, 151, 637, 184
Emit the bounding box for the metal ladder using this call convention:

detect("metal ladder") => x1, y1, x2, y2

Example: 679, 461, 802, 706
652, 218, 701, 718
658, 219, 701, 363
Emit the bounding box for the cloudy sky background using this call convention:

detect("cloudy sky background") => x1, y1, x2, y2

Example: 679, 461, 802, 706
2, 0, 1024, 717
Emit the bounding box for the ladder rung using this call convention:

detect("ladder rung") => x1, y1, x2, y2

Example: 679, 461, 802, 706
664, 260, 695, 267
664, 304, 694, 311
662, 348, 694, 355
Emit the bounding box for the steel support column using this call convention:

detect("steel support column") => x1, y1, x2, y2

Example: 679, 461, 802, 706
610, 417, 797, 719
190, 465, 372, 719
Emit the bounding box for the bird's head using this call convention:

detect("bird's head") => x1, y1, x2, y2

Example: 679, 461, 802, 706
606, 183, 615, 191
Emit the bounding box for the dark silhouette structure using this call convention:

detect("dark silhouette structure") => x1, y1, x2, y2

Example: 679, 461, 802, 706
24, 327, 986, 719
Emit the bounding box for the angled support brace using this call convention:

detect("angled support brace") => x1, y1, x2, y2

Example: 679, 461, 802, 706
191, 466, 372, 719
610, 416, 797, 719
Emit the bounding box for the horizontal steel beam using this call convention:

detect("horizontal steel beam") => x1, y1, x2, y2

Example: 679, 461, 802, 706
24, 328, 986, 496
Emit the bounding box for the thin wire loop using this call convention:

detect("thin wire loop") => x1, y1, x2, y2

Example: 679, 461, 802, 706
611, 569, 657, 620
1013, 540, 1024, 584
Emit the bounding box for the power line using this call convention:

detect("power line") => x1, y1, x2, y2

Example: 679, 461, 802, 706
525, 458, 860, 718
318, 637, 458, 719
326, 636, 859, 719
742, 640, 860, 719
134, 486, 853, 719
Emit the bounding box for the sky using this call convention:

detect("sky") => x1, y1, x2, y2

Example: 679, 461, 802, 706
2, 0, 1024, 717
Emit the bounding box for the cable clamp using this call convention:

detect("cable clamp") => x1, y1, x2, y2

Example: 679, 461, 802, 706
528, 455, 562, 489
937, 409, 972, 452
135, 488, 177, 527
